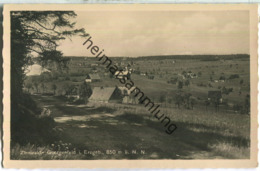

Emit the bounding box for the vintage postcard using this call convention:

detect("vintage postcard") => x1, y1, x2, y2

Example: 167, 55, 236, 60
2, 4, 258, 168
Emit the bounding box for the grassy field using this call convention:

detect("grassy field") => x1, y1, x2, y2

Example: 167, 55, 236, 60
11, 95, 250, 159
17, 55, 250, 159
25, 56, 250, 107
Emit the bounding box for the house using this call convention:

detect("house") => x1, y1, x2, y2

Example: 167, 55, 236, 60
85, 73, 101, 83
114, 70, 131, 80
26, 64, 51, 76
89, 87, 123, 103
186, 72, 197, 79
91, 63, 98, 67
208, 91, 222, 103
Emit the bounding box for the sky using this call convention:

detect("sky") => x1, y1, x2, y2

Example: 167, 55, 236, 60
57, 10, 249, 57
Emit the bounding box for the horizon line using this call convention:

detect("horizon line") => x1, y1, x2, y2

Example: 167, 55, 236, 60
62, 53, 250, 58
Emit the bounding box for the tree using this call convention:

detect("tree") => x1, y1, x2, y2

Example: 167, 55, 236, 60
205, 100, 210, 111
25, 82, 33, 93
11, 11, 88, 100
198, 71, 202, 77
167, 98, 172, 106
245, 94, 250, 114
229, 74, 240, 80
62, 83, 72, 95
184, 93, 192, 109
159, 94, 166, 104
210, 76, 213, 82
11, 11, 88, 145
178, 81, 183, 89
185, 80, 190, 86
41, 83, 46, 94
51, 83, 57, 95
175, 93, 183, 109
33, 82, 39, 93
190, 97, 196, 110
79, 82, 92, 104
219, 75, 226, 81
240, 79, 244, 85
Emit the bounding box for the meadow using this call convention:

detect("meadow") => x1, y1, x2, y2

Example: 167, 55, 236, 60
11, 95, 250, 159
16, 55, 250, 159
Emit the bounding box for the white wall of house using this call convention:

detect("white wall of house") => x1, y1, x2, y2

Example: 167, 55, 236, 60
85, 79, 92, 83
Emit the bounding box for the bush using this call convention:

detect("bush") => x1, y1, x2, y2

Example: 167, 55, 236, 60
178, 81, 183, 89
233, 104, 243, 113
229, 74, 240, 80
71, 99, 85, 105
222, 87, 233, 95
219, 75, 226, 80
72, 78, 78, 82
167, 78, 178, 84
197, 83, 207, 87
11, 95, 58, 146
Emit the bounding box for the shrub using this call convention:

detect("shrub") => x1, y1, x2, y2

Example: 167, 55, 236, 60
222, 87, 233, 95
167, 78, 178, 84
197, 83, 207, 87
219, 75, 226, 80
229, 74, 240, 79
71, 99, 85, 105
178, 81, 183, 89
11, 95, 58, 146
233, 104, 243, 113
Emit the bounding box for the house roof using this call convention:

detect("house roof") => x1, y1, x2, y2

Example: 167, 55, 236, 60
86, 73, 101, 80
89, 87, 116, 101
114, 70, 129, 76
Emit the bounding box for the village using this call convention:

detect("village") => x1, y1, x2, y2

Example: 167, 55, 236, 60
8, 8, 254, 161
18, 54, 251, 160
25, 55, 250, 114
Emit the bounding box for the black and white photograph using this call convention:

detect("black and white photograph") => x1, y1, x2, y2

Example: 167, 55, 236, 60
2, 4, 258, 168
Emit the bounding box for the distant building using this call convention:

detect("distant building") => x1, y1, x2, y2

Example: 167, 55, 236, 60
91, 63, 98, 67
85, 73, 101, 83
186, 72, 197, 79
114, 70, 131, 80
89, 87, 123, 103
26, 64, 51, 76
